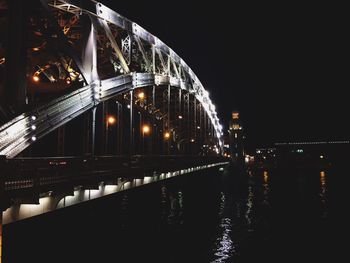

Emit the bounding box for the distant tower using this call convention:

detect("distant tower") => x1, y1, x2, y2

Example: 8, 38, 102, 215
229, 111, 245, 164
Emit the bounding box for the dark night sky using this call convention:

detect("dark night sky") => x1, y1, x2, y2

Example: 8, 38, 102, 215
102, 1, 349, 152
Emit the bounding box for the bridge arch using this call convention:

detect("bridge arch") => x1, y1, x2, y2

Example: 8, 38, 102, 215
0, 0, 224, 158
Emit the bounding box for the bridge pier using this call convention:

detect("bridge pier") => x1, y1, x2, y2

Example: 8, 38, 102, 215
129, 90, 134, 156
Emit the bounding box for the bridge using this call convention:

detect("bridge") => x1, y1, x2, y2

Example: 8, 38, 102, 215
0, 0, 229, 259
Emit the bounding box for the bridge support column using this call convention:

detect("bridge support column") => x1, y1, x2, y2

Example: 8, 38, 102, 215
116, 101, 122, 155
185, 93, 190, 154
91, 107, 97, 156
151, 85, 156, 155
129, 90, 134, 156
193, 97, 197, 154
102, 101, 108, 154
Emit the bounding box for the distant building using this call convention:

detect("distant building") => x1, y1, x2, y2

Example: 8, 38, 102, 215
255, 148, 277, 167
254, 141, 349, 168
274, 141, 349, 166
228, 111, 245, 164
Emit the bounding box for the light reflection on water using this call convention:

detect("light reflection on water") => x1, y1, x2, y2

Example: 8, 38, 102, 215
4, 164, 341, 262
211, 192, 236, 263
319, 171, 328, 218
263, 170, 270, 205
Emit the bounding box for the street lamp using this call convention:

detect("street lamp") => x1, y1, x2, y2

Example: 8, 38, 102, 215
32, 75, 40, 82
138, 91, 145, 100
142, 124, 150, 155
106, 115, 116, 154
164, 131, 170, 139
107, 116, 116, 125
142, 125, 150, 134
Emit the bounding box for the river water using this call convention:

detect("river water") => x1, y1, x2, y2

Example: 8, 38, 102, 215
3, 164, 347, 262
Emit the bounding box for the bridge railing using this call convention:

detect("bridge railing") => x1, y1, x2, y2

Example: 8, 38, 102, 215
1, 155, 228, 193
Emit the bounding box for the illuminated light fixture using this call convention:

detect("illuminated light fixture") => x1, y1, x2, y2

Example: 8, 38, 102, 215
190, 139, 195, 143
31, 116, 37, 121
178, 115, 183, 119
232, 112, 239, 119
320, 155, 324, 159
164, 132, 170, 139
31, 125, 36, 130
32, 75, 40, 82
66, 78, 71, 85
120, 68, 124, 73
142, 125, 150, 134
107, 116, 116, 125
31, 136, 37, 141
138, 92, 145, 99
197, 126, 200, 129
227, 154, 231, 158
127, 104, 131, 109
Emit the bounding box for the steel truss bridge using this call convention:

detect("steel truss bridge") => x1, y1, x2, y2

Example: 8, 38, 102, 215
0, 0, 224, 159
0, 0, 229, 229
0, 2, 229, 259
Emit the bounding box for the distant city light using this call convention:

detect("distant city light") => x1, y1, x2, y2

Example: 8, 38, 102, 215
127, 104, 131, 109
31, 136, 37, 141
31, 125, 36, 130
320, 155, 324, 159
178, 115, 183, 119
31, 116, 37, 121
190, 139, 195, 143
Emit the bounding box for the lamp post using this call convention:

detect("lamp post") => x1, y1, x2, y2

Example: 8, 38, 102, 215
106, 115, 116, 154
116, 101, 122, 154
142, 124, 150, 155
138, 112, 142, 154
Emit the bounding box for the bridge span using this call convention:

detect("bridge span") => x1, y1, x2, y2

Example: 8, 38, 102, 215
0, 1, 229, 260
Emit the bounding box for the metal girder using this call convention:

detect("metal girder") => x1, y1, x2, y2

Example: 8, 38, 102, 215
122, 35, 132, 65
40, 0, 88, 84
100, 19, 130, 74
156, 49, 168, 75
134, 36, 151, 72
47, 0, 82, 16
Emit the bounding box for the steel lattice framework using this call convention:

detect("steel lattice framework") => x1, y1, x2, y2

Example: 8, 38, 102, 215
0, 0, 224, 158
